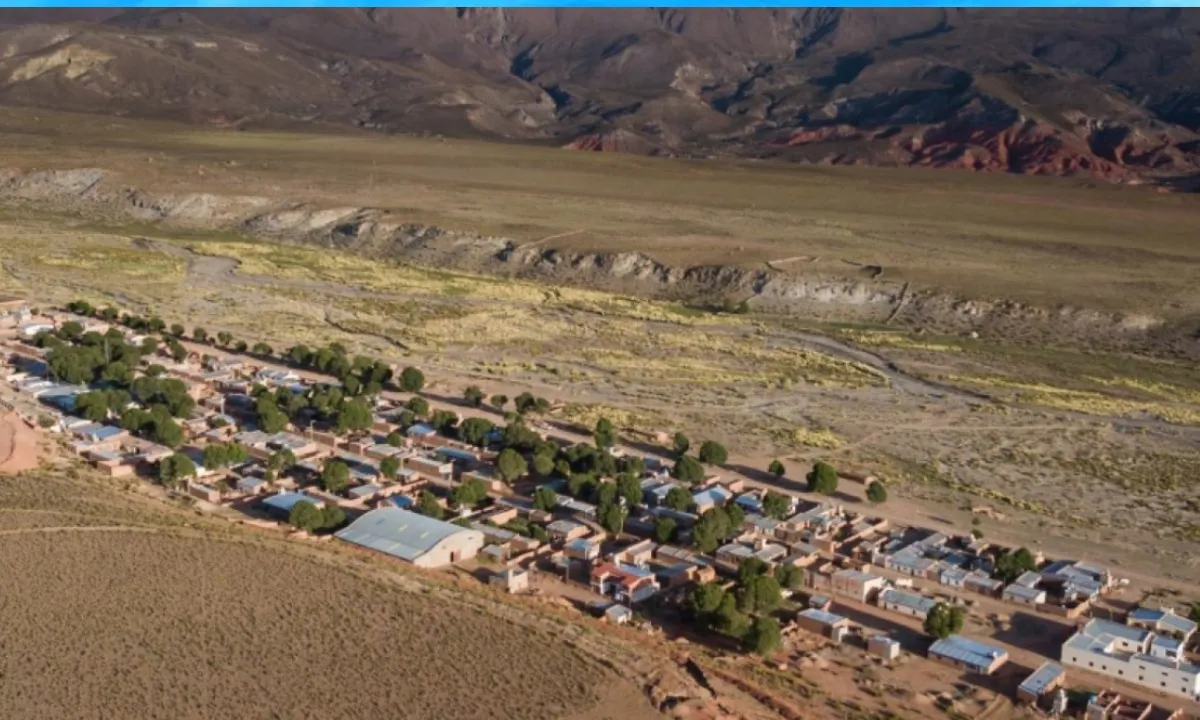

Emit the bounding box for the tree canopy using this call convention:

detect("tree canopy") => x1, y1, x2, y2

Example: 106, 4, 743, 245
762, 490, 792, 520
158, 453, 196, 488
653, 516, 677, 544
416, 489, 444, 519
463, 385, 484, 408
806, 461, 839, 494
399, 366, 425, 393
995, 547, 1037, 583
866, 481, 888, 504
924, 603, 965, 639
768, 459, 786, 478
672, 432, 690, 457
698, 440, 727, 465
288, 501, 324, 533
593, 417, 616, 449
496, 448, 528, 484
533, 486, 558, 512
671, 455, 705, 484
664, 485, 693, 512
321, 460, 350, 494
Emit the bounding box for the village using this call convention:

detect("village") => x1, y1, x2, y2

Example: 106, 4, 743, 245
2, 296, 1199, 720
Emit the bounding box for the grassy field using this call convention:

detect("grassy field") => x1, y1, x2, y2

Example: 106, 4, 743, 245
2, 107, 1200, 319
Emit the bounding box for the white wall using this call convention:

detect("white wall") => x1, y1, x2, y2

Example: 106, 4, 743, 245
1063, 649, 1200, 701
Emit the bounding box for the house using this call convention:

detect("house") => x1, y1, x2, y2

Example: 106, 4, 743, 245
1085, 692, 1152, 720
795, 608, 850, 642
831, 569, 887, 603
928, 635, 1009, 675
964, 571, 1004, 597
547, 519, 589, 542
236, 475, 270, 495
604, 604, 633, 626
867, 635, 901, 661
691, 485, 733, 514
1003, 583, 1048, 606
261, 491, 324, 517
406, 455, 454, 482
405, 423, 438, 442
877, 587, 938, 620
655, 563, 715, 589
489, 567, 531, 594
1127, 607, 1198, 642
1041, 559, 1113, 601
564, 537, 601, 562
1062, 618, 1200, 702
1017, 661, 1066, 704
591, 562, 661, 604
187, 482, 221, 503
336, 506, 485, 567
613, 539, 655, 567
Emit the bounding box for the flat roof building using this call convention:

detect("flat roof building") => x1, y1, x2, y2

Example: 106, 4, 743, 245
1017, 661, 1066, 703
336, 506, 485, 568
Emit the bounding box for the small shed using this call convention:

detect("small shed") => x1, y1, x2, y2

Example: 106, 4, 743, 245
489, 567, 531, 594
867, 635, 901, 661
1017, 661, 1065, 704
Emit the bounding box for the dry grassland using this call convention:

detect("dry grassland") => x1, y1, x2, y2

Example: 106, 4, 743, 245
0, 461, 667, 720
2, 107, 1200, 318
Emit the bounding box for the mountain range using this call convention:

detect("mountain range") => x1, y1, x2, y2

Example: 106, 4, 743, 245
1, 8, 1199, 183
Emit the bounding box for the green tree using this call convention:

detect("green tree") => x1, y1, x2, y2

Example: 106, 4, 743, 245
458, 412, 496, 446
386, 431, 404, 447
617, 473, 643, 506
775, 564, 804, 590
496, 448, 528, 484
738, 574, 782, 614
430, 409, 458, 433
489, 394, 508, 411
252, 342, 273, 356
762, 490, 792, 520
74, 392, 110, 422
924, 603, 965, 639
217, 331, 232, 347
806, 461, 839, 494
202, 444, 230, 470
406, 396, 429, 417
321, 460, 350, 494
158, 453, 196, 488
463, 385, 485, 408
738, 557, 771, 585
234, 340, 248, 353
416, 489, 444, 519
1189, 603, 1200, 625
746, 616, 782, 656
995, 547, 1038, 583
532, 453, 555, 478
533, 486, 558, 512
169, 323, 185, 338
598, 502, 627, 536
379, 456, 400, 480
698, 440, 727, 465
267, 448, 297, 473
321, 505, 346, 530
671, 455, 705, 484
594, 417, 616, 449
450, 478, 488, 509
866, 481, 888, 504
715, 593, 751, 639
653, 516, 677, 544
672, 431, 690, 457
685, 582, 726, 627
193, 327, 208, 343
768, 459, 786, 478
664, 485, 693, 512
289, 501, 324, 533
399, 366, 425, 393
335, 398, 373, 434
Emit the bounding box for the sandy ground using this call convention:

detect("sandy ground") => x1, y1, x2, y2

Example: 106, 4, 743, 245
0, 410, 40, 474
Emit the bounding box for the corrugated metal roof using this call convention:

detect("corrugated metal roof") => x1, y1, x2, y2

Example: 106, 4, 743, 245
798, 608, 847, 626
929, 635, 1007, 669
1018, 661, 1064, 695
336, 507, 482, 562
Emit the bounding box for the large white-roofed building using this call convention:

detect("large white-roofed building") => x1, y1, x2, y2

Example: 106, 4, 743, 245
336, 507, 485, 568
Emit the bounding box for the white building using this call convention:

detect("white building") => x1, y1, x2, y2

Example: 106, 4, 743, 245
877, 587, 938, 620
335, 507, 485, 568
1061, 618, 1200, 702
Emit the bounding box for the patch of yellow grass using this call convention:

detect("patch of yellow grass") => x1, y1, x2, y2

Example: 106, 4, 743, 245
947, 375, 1200, 425
787, 426, 843, 450
843, 330, 964, 353
556, 403, 667, 435
39, 245, 183, 279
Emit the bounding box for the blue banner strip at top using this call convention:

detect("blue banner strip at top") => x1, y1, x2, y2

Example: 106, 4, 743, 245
0, 0, 1193, 6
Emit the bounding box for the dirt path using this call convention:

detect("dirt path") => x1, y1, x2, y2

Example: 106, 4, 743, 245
0, 410, 40, 474
0, 524, 162, 537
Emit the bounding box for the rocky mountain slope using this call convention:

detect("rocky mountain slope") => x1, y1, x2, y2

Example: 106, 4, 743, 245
0, 9, 1198, 182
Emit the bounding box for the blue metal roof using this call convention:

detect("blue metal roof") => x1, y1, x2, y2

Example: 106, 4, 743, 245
798, 608, 847, 626
406, 423, 435, 437
436, 447, 477, 463
389, 495, 415, 509
1019, 662, 1064, 696
261, 492, 319, 513
929, 635, 1007, 670
335, 507, 483, 562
